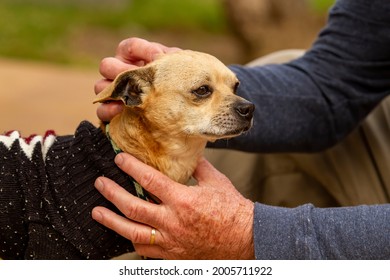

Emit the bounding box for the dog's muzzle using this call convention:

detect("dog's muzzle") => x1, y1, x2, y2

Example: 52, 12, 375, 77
230, 100, 255, 134
235, 102, 255, 121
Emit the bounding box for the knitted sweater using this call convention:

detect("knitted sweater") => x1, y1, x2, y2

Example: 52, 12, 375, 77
0, 121, 135, 259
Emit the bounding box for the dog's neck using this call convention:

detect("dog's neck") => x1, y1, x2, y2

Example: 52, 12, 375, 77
105, 109, 207, 184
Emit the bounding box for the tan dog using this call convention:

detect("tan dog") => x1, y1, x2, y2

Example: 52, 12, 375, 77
94, 50, 254, 184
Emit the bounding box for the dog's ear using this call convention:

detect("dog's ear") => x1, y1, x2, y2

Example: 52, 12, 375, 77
93, 67, 155, 106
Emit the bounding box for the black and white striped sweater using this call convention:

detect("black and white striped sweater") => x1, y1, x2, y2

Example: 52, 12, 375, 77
0, 121, 135, 259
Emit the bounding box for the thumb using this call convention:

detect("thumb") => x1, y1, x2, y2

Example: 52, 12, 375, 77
96, 102, 124, 123
192, 157, 230, 185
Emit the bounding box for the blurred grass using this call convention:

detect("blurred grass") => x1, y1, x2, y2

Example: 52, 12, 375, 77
0, 0, 334, 67
0, 0, 226, 67
308, 0, 336, 13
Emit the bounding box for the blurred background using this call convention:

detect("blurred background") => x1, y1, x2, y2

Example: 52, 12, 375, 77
0, 0, 334, 135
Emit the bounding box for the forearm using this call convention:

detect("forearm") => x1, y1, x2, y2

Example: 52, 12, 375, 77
253, 203, 390, 259
211, 0, 390, 153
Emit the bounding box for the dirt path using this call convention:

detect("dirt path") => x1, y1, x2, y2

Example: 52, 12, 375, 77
0, 58, 101, 136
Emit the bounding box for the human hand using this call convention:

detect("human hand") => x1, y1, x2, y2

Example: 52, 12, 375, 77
92, 153, 255, 259
94, 37, 181, 122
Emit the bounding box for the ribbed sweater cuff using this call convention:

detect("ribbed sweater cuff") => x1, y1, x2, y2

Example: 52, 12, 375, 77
253, 202, 321, 259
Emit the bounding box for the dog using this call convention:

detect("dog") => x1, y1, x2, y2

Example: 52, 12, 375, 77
94, 50, 255, 184
0, 50, 254, 259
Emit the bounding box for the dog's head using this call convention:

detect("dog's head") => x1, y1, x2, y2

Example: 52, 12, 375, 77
94, 50, 254, 141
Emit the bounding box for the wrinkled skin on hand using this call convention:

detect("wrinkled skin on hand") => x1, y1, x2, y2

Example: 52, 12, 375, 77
92, 153, 255, 260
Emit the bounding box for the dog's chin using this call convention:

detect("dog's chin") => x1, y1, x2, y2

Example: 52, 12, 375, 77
201, 125, 252, 142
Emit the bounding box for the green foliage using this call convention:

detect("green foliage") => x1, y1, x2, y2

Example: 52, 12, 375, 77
0, 0, 226, 66
123, 0, 225, 31
308, 0, 336, 13
0, 0, 335, 66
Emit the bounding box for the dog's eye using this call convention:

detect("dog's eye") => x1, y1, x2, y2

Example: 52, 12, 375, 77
192, 85, 213, 97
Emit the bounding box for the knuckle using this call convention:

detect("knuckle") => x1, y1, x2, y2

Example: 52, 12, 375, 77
145, 45, 159, 61
138, 171, 156, 189
102, 184, 117, 202
175, 194, 191, 209
117, 39, 130, 53
99, 57, 112, 75
123, 38, 141, 57
122, 202, 143, 221
129, 227, 144, 244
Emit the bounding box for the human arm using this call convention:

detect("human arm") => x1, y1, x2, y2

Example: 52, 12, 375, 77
211, 0, 390, 153
96, 0, 390, 153
254, 203, 390, 259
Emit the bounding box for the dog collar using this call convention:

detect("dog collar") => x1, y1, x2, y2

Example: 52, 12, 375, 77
105, 123, 156, 203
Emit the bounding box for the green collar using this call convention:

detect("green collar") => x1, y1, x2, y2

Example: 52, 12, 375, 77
105, 124, 122, 154
105, 123, 156, 203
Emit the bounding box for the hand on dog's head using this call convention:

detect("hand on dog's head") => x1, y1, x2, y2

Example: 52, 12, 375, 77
94, 50, 254, 141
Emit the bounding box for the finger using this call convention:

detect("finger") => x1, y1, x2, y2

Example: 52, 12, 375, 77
96, 102, 124, 123
99, 57, 138, 80
94, 177, 161, 226
192, 156, 229, 184
114, 153, 184, 202
133, 243, 165, 260
162, 46, 182, 54
92, 207, 162, 245
116, 38, 166, 63
94, 79, 111, 94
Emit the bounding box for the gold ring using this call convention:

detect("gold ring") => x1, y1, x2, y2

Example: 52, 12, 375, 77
149, 228, 156, 245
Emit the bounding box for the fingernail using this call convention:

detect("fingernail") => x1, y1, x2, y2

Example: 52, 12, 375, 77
115, 153, 124, 166
95, 178, 104, 191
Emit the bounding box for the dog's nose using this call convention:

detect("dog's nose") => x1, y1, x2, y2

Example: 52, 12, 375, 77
235, 102, 255, 121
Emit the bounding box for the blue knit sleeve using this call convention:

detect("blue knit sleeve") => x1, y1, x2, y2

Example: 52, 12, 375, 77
253, 202, 390, 259
211, 0, 390, 153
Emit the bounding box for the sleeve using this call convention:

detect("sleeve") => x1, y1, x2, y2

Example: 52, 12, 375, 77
0, 140, 28, 259
253, 202, 390, 259
0, 130, 57, 259
211, 0, 390, 153
0, 123, 135, 259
